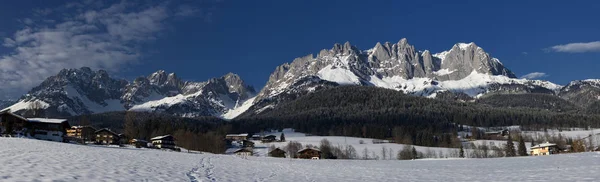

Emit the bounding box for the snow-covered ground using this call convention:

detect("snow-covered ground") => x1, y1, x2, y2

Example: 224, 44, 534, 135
249, 129, 530, 159
2, 137, 600, 181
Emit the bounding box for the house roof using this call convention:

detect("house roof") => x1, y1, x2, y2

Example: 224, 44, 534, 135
226, 133, 249, 137
234, 148, 252, 153
95, 128, 119, 136
0, 110, 28, 121
131, 139, 148, 143
269, 148, 286, 153
531, 142, 557, 149
150, 135, 173, 141
28, 118, 68, 124
298, 148, 321, 153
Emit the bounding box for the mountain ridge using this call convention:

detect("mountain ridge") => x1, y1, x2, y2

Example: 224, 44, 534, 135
2, 38, 599, 119
3, 67, 256, 119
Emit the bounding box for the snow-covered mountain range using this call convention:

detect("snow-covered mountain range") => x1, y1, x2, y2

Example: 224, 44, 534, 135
2, 67, 256, 119
2, 38, 599, 119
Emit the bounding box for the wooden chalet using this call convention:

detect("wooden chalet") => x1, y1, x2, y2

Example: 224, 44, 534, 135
269, 148, 286, 158
66, 125, 97, 142
298, 148, 322, 159
151, 135, 177, 150
261, 135, 277, 143
95, 128, 120, 145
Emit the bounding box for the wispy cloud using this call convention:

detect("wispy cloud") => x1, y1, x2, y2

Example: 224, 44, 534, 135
0, 1, 215, 98
548, 41, 600, 53
521, 72, 548, 80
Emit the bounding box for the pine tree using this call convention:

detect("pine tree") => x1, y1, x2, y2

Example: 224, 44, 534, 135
459, 144, 465, 158
280, 133, 285, 142
411, 146, 418, 159
505, 134, 517, 157
518, 137, 527, 156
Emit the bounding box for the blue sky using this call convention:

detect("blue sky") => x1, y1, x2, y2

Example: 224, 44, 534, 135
0, 0, 598, 98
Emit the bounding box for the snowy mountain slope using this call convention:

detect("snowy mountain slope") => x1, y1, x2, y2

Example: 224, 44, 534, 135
3, 68, 256, 118
2, 138, 600, 181
559, 79, 600, 107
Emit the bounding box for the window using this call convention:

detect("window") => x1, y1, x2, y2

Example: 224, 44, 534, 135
97, 134, 100, 137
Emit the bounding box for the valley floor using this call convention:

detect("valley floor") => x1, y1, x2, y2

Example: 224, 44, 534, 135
1, 138, 600, 182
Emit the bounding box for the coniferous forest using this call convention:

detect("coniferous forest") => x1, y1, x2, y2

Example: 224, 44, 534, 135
69, 86, 600, 152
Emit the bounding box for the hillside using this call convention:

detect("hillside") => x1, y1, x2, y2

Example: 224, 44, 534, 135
1, 138, 600, 181
235, 86, 600, 147
477, 93, 580, 112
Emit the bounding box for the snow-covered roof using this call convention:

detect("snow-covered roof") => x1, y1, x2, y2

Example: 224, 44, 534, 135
226, 133, 249, 137
298, 148, 320, 153
95, 128, 119, 136
28, 118, 67, 124
531, 142, 557, 149
233, 148, 252, 153
131, 139, 148, 143
150, 135, 173, 141
0, 110, 28, 121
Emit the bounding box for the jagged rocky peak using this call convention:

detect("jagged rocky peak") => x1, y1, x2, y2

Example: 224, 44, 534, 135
146, 70, 183, 88
255, 38, 524, 103
222, 73, 256, 95
438, 42, 516, 80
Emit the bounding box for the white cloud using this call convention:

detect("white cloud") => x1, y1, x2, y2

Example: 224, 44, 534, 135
548, 41, 600, 53
521, 72, 548, 80
0, 1, 210, 99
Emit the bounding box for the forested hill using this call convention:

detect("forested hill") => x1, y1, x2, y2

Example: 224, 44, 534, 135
476, 93, 581, 112
234, 86, 600, 146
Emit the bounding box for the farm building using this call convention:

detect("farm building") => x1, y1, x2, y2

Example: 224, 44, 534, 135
298, 148, 321, 159
269, 148, 286, 158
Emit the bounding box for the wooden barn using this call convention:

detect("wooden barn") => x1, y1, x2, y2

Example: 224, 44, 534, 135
269, 148, 286, 158
261, 135, 277, 143
298, 148, 321, 159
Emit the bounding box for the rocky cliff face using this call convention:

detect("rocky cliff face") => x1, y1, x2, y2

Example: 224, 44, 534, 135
3, 68, 256, 118
255, 39, 551, 105
559, 79, 600, 107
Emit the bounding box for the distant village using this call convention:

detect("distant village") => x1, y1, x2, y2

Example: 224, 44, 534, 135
1, 109, 598, 160
0, 109, 319, 159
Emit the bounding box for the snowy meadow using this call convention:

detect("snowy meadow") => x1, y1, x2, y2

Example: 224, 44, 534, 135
2, 138, 600, 182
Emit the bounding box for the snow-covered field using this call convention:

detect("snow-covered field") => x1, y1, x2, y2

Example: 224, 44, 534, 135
2, 138, 600, 181
251, 129, 528, 159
